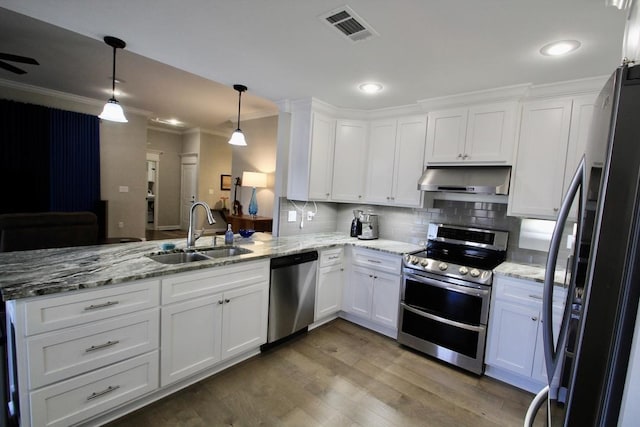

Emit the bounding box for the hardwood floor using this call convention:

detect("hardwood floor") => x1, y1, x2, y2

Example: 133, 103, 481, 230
106, 319, 556, 427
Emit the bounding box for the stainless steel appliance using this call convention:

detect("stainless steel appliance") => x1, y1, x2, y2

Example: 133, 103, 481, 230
398, 223, 508, 374
525, 64, 640, 425
357, 213, 378, 240
417, 165, 511, 195
267, 251, 318, 343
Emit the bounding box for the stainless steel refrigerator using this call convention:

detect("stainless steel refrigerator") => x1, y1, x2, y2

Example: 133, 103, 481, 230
525, 64, 640, 426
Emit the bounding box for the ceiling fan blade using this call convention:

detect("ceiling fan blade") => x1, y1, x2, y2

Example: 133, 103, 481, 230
0, 53, 39, 65
0, 60, 27, 74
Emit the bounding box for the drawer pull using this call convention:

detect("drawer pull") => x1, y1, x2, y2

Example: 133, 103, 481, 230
85, 340, 120, 353
84, 301, 119, 311
367, 259, 381, 264
87, 385, 120, 401
528, 294, 543, 300
328, 255, 340, 260
224, 299, 230, 304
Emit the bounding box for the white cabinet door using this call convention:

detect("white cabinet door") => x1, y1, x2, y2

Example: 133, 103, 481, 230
465, 102, 517, 163
510, 98, 573, 219
392, 115, 427, 206
365, 120, 397, 204
315, 263, 343, 321
331, 120, 367, 202
221, 282, 268, 361
425, 108, 468, 163
348, 266, 374, 318
486, 299, 539, 377
370, 271, 401, 329
308, 112, 336, 200
160, 294, 223, 386
531, 306, 563, 385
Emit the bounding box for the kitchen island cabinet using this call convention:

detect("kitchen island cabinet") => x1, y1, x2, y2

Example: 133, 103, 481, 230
315, 248, 344, 321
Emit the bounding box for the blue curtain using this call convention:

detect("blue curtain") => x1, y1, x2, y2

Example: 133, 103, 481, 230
49, 109, 100, 211
0, 99, 100, 214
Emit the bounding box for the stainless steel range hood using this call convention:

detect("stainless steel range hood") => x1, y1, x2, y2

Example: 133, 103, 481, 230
417, 166, 511, 195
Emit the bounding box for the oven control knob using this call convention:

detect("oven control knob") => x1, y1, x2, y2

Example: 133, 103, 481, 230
469, 268, 481, 278
410, 256, 420, 265
459, 266, 469, 275
420, 259, 429, 267
438, 262, 448, 271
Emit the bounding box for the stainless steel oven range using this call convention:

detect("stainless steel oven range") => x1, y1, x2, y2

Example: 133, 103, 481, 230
398, 223, 508, 375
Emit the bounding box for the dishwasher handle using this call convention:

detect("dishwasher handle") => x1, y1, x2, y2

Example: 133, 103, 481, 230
270, 251, 319, 269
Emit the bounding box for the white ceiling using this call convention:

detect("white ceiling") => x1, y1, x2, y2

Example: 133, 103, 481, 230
0, 1, 629, 132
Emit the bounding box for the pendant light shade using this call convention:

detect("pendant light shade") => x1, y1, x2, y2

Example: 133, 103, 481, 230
228, 84, 247, 146
99, 36, 128, 123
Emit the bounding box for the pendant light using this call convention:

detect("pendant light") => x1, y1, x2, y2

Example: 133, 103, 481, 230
228, 84, 247, 146
99, 36, 128, 123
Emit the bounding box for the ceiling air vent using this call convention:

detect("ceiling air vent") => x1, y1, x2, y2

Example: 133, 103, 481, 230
320, 6, 379, 42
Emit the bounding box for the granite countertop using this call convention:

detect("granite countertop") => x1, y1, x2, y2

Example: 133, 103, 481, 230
494, 261, 567, 286
0, 232, 423, 301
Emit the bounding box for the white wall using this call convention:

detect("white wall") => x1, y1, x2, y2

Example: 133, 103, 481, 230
198, 131, 232, 210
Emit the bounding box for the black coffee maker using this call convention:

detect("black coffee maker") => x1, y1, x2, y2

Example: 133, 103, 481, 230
350, 210, 362, 237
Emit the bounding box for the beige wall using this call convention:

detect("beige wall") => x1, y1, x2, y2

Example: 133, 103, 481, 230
198, 132, 232, 210
0, 84, 148, 239
147, 128, 182, 228
231, 116, 278, 219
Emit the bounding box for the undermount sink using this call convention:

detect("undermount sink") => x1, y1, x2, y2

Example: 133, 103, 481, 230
147, 246, 253, 264
198, 246, 253, 258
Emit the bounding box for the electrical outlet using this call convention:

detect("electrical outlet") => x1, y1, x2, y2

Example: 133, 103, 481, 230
307, 211, 314, 221
208, 188, 214, 195
118, 186, 129, 193
288, 210, 297, 222
118, 221, 124, 228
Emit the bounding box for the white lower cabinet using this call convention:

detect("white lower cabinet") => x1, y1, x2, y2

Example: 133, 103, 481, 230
342, 248, 401, 337
315, 248, 344, 321
160, 260, 269, 387
485, 275, 566, 394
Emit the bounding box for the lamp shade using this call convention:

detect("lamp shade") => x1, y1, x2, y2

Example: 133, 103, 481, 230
99, 99, 128, 123
242, 171, 267, 188
228, 129, 247, 146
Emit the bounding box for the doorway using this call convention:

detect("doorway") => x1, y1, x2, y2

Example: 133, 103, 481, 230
146, 152, 160, 230
180, 154, 198, 230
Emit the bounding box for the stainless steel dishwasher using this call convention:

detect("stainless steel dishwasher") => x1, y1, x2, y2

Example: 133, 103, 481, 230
267, 251, 318, 343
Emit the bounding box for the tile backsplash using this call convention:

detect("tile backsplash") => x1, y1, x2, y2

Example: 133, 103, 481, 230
279, 197, 556, 266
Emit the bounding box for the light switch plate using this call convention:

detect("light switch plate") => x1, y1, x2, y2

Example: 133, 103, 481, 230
118, 186, 129, 193
288, 210, 297, 222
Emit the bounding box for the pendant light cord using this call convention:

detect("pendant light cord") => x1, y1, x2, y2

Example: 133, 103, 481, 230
236, 89, 242, 130
111, 45, 116, 99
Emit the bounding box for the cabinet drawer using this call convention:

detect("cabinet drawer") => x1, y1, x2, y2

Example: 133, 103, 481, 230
352, 248, 401, 275
30, 351, 158, 427
27, 309, 159, 389
24, 280, 160, 336
320, 248, 343, 267
495, 276, 567, 308
161, 260, 269, 304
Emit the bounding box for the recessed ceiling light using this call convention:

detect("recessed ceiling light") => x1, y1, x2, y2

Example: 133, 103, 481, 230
540, 40, 581, 56
359, 82, 383, 94
151, 117, 184, 127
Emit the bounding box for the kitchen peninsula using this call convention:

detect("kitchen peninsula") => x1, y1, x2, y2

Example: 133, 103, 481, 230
0, 232, 421, 427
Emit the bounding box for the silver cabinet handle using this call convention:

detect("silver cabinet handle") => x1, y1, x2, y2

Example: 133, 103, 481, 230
462, 154, 469, 159
457, 153, 463, 158
87, 385, 120, 401
328, 255, 340, 260
532, 317, 538, 321
85, 340, 120, 353
224, 299, 230, 303
401, 303, 484, 332
218, 300, 224, 305
528, 294, 543, 300
84, 301, 119, 311
367, 259, 381, 264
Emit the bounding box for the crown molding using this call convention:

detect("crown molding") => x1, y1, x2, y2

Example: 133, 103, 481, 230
524, 75, 609, 100
0, 78, 153, 117
417, 83, 531, 111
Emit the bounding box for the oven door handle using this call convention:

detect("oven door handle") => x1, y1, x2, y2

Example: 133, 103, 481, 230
400, 303, 484, 332
404, 273, 490, 298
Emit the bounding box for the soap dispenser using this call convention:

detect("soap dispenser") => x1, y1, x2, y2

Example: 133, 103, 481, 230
225, 224, 234, 245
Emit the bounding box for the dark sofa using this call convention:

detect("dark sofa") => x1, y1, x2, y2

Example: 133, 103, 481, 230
0, 212, 99, 252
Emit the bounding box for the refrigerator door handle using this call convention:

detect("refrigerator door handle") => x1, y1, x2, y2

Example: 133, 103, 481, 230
542, 156, 586, 385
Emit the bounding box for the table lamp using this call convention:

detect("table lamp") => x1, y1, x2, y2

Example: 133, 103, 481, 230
242, 171, 267, 217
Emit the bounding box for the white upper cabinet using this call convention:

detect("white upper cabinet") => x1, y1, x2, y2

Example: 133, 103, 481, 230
287, 100, 336, 201
510, 98, 573, 219
365, 115, 427, 207
331, 120, 367, 202
425, 102, 518, 164
509, 93, 597, 219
